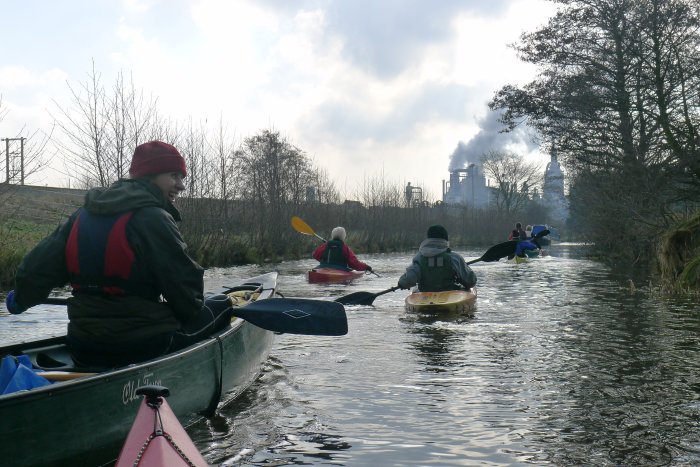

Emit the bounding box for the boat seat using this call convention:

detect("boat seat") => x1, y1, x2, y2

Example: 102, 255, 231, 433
23, 344, 109, 373
26, 344, 76, 370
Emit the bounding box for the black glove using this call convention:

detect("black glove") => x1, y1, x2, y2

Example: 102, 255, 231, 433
398, 282, 409, 290
366, 265, 373, 272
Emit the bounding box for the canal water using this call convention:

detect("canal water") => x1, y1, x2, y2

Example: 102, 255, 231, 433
3, 243, 700, 466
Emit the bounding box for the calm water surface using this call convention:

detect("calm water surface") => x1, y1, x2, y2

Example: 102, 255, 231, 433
3, 243, 700, 466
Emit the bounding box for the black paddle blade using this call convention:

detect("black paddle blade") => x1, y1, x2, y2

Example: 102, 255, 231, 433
467, 240, 517, 264
233, 298, 348, 336
335, 291, 379, 306
335, 286, 399, 306
532, 229, 550, 248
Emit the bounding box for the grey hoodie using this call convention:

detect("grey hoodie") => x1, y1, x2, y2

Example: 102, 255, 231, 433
398, 238, 477, 291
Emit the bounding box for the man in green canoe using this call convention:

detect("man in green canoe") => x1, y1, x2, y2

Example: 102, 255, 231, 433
397, 225, 477, 292
5, 141, 233, 367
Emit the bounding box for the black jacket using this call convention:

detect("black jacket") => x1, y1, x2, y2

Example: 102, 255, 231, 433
14, 179, 204, 343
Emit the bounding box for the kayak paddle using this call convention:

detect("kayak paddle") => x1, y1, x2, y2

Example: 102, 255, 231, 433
44, 297, 348, 336
466, 228, 551, 264
531, 229, 550, 249
291, 216, 326, 242
466, 241, 516, 264
333, 229, 553, 306
232, 298, 347, 336
335, 286, 400, 306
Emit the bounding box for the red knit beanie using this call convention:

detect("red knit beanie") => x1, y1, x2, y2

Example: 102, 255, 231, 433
129, 141, 187, 178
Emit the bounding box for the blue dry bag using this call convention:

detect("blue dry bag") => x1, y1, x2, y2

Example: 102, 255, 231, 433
0, 355, 51, 395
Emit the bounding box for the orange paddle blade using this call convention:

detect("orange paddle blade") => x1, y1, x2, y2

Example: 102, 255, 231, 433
291, 216, 316, 236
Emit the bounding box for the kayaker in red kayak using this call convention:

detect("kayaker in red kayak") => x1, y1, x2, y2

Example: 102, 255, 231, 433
397, 224, 477, 292
312, 226, 373, 273
5, 141, 233, 367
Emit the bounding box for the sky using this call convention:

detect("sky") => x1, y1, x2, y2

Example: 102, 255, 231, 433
0, 0, 558, 200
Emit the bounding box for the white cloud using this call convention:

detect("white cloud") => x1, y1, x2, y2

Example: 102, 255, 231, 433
0, 0, 557, 198
0, 66, 67, 90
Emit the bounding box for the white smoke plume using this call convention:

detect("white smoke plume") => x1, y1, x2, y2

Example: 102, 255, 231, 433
448, 110, 539, 171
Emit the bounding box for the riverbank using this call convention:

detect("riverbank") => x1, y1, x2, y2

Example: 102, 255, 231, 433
0, 183, 569, 289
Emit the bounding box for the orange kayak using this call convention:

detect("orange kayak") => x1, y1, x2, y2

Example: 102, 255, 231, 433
116, 385, 207, 467
306, 267, 364, 284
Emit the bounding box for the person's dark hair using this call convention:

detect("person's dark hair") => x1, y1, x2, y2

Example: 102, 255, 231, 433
427, 225, 448, 241
515, 222, 522, 229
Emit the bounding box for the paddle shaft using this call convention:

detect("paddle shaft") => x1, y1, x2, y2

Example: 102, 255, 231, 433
372, 286, 399, 298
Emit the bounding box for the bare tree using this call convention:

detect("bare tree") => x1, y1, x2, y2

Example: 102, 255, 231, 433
51, 61, 160, 188
480, 150, 542, 214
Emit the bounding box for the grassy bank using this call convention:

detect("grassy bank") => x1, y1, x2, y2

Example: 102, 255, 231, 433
0, 220, 56, 290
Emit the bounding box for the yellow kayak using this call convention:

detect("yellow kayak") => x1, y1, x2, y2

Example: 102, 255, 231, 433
405, 288, 477, 314
508, 255, 529, 264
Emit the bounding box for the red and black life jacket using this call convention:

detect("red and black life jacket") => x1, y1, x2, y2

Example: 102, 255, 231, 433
320, 239, 348, 268
65, 208, 158, 299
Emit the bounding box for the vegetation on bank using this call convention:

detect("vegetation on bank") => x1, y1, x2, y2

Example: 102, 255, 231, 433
0, 220, 55, 288
0, 182, 555, 290
658, 213, 700, 294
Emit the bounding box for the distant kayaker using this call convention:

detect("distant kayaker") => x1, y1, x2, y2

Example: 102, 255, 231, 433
510, 229, 540, 258
312, 226, 373, 273
5, 141, 234, 367
508, 222, 528, 240
397, 224, 477, 292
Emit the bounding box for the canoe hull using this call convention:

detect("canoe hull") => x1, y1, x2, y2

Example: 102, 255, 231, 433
306, 267, 364, 284
0, 273, 277, 467
405, 289, 477, 315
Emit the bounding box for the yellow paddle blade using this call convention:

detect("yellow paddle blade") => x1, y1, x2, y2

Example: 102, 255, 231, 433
291, 216, 316, 236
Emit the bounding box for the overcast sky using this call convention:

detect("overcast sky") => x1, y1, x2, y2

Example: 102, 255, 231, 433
0, 0, 557, 199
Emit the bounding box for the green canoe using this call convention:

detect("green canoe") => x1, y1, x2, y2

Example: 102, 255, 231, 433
0, 272, 347, 467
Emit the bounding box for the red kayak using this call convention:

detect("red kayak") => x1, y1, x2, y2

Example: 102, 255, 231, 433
116, 385, 207, 467
306, 267, 365, 284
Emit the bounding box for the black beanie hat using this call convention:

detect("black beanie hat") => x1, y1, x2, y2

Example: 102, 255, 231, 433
427, 224, 448, 240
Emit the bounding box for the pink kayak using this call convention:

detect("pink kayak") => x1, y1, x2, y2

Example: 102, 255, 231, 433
306, 267, 365, 284
116, 385, 207, 467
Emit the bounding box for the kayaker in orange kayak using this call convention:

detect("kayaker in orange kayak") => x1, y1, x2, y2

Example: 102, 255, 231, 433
397, 224, 477, 292
312, 226, 372, 273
